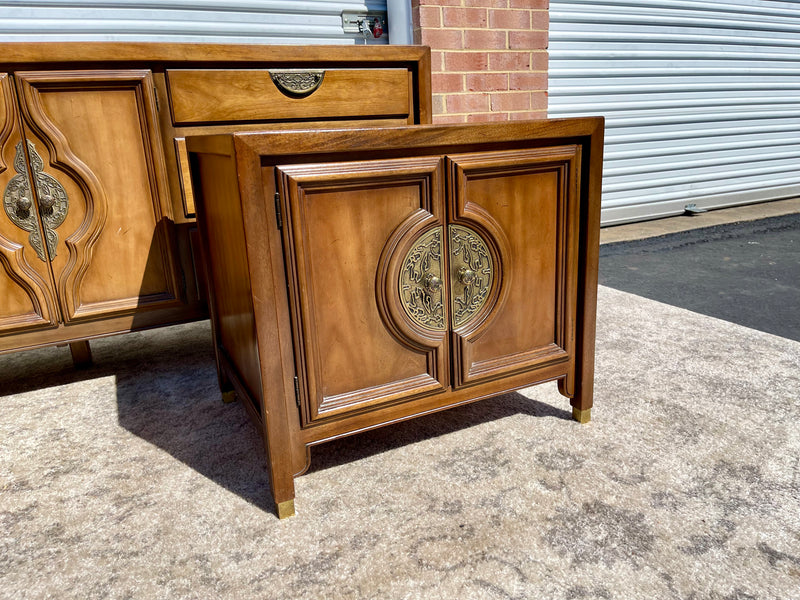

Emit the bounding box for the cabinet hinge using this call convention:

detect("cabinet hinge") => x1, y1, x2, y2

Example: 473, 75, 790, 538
293, 376, 300, 407
274, 193, 283, 229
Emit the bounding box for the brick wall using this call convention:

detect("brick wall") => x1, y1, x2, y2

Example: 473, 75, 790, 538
411, 0, 549, 123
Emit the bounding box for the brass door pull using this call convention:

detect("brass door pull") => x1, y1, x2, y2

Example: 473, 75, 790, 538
2, 141, 69, 261
457, 267, 475, 285
423, 273, 442, 291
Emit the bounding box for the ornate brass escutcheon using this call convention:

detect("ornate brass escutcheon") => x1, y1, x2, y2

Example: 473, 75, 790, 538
2, 141, 69, 261
449, 224, 493, 328
399, 226, 446, 331
269, 69, 325, 98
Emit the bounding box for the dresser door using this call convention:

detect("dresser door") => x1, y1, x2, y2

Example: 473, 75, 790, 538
446, 146, 582, 387
0, 73, 58, 336
15, 70, 184, 324
277, 156, 451, 425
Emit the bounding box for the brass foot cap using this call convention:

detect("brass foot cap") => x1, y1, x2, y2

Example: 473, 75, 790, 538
221, 390, 237, 404
572, 407, 591, 424
277, 499, 295, 519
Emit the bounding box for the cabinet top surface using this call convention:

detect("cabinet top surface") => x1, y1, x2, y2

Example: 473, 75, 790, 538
0, 42, 430, 67
186, 118, 605, 159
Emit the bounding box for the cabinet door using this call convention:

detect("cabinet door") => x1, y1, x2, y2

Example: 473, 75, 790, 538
15, 70, 184, 323
277, 157, 450, 425
447, 146, 582, 387
0, 73, 58, 334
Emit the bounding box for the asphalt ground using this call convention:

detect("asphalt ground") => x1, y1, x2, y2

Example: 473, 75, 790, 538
599, 212, 800, 342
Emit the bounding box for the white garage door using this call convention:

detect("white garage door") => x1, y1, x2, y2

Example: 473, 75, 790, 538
549, 0, 800, 225
0, 0, 388, 45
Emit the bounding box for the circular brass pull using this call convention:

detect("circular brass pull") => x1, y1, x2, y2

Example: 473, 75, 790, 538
16, 196, 32, 216
39, 193, 54, 215
458, 267, 476, 285
423, 273, 442, 291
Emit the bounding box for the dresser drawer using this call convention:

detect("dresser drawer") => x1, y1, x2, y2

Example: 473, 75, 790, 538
167, 68, 412, 125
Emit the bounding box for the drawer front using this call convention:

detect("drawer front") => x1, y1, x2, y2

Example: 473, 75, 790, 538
167, 68, 412, 125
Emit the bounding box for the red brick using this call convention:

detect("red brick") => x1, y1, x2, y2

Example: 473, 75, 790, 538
432, 72, 464, 94
531, 91, 548, 110
464, 0, 508, 7
418, 6, 441, 28
421, 28, 463, 49
488, 51, 530, 71
419, 0, 462, 5
430, 50, 446, 72
466, 72, 508, 92
443, 7, 488, 28
445, 51, 489, 71
490, 91, 531, 111
510, 0, 547, 7
531, 10, 549, 30
467, 111, 509, 122
464, 29, 506, 49
446, 93, 491, 113
432, 94, 445, 115
508, 110, 547, 120
509, 30, 548, 49
509, 72, 547, 91
489, 9, 530, 29
531, 50, 548, 71
432, 114, 468, 124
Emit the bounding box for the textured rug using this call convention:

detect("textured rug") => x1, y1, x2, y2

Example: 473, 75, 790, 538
1, 286, 798, 599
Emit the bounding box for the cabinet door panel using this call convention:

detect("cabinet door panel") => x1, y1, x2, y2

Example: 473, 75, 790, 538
16, 70, 183, 323
0, 73, 58, 335
278, 157, 449, 425
448, 147, 581, 386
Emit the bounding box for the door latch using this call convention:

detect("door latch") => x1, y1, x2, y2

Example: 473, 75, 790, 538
342, 11, 387, 39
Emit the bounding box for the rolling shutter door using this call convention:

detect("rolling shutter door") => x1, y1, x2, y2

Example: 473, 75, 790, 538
0, 0, 388, 45
549, 0, 800, 225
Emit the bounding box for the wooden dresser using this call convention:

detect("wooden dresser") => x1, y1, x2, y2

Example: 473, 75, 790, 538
188, 118, 604, 517
0, 43, 430, 363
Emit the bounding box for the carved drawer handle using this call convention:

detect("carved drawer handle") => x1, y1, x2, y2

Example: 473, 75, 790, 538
269, 69, 326, 98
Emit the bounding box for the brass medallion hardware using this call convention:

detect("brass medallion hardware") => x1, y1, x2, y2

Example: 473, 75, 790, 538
449, 224, 493, 328
269, 69, 326, 98
399, 226, 446, 331
2, 141, 69, 261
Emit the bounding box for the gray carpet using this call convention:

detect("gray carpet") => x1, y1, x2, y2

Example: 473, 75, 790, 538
1, 286, 799, 599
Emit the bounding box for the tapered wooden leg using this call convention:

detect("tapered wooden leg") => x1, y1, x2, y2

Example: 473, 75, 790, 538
69, 341, 93, 369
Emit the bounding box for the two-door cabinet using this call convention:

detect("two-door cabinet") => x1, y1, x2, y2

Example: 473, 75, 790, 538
188, 118, 604, 518
0, 43, 431, 362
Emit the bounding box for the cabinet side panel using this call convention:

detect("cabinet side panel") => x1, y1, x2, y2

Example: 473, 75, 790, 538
193, 152, 262, 401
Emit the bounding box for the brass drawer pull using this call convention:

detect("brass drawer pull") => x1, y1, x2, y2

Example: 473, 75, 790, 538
269, 69, 325, 98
